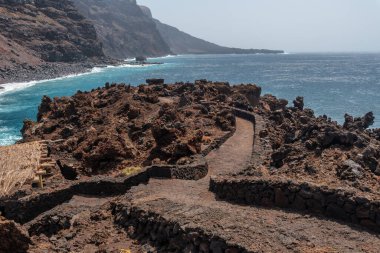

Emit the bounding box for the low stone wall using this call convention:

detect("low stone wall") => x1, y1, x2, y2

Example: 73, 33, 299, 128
230, 107, 256, 125
210, 177, 380, 232
0, 158, 208, 224
113, 204, 247, 253
0, 171, 150, 224
202, 107, 255, 158
147, 155, 208, 180
201, 130, 235, 156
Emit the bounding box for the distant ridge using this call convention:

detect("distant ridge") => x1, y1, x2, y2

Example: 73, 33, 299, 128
140, 5, 283, 55
154, 19, 284, 55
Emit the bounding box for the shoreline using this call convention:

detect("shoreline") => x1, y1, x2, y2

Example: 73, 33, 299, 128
0, 52, 292, 87
0, 62, 96, 86
0, 60, 163, 92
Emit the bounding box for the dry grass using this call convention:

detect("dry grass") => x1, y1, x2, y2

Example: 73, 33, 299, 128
0, 142, 42, 197
121, 166, 142, 176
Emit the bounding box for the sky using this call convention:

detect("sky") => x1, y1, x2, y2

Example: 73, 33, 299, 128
138, 0, 380, 53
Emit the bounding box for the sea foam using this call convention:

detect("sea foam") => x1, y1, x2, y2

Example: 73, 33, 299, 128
0, 63, 155, 96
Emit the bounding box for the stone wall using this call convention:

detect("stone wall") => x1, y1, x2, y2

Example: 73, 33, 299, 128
0, 157, 208, 224
147, 155, 208, 180
201, 130, 235, 156
113, 204, 247, 253
210, 177, 380, 232
230, 107, 256, 125
0, 171, 150, 224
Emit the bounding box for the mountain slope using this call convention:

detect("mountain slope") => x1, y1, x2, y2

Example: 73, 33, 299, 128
154, 19, 284, 55
72, 0, 172, 59
0, 0, 104, 70
139, 5, 283, 55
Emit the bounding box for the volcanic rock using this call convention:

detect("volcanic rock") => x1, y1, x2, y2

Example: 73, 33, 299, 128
20, 81, 256, 176
0, 216, 31, 253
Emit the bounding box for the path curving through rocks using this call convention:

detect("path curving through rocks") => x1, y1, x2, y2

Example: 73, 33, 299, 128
10, 115, 380, 252
206, 117, 254, 177
121, 115, 380, 252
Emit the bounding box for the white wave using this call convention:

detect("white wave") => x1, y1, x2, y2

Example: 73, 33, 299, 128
103, 63, 157, 69
0, 80, 39, 96
148, 54, 178, 60
0, 134, 21, 146
0, 63, 156, 96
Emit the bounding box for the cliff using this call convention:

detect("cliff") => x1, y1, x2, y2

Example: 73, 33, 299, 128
71, 0, 172, 59
0, 0, 104, 71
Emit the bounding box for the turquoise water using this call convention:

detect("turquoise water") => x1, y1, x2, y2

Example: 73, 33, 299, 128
1, 53, 380, 145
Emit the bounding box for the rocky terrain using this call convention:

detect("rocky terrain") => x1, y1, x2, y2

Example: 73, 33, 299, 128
249, 95, 380, 197
0, 0, 109, 83
20, 80, 241, 179
1, 81, 380, 252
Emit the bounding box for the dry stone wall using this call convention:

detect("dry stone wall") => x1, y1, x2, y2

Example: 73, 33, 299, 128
210, 177, 380, 232
113, 204, 247, 253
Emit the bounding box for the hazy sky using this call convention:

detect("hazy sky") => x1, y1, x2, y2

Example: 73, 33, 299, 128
138, 0, 380, 53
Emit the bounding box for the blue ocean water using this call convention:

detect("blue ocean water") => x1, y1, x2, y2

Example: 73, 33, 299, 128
0, 53, 380, 146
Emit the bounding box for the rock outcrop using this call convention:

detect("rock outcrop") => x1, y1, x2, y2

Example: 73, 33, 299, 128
20, 81, 258, 177
0, 216, 31, 253
251, 94, 380, 196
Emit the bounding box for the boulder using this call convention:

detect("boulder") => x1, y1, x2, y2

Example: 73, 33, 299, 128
344, 112, 375, 131
336, 160, 363, 181
293, 96, 304, 110
0, 217, 31, 253
146, 78, 164, 85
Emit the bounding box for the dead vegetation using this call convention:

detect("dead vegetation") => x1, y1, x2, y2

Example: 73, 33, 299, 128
0, 142, 42, 197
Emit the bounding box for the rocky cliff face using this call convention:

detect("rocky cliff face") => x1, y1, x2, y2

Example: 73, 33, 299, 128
72, 0, 172, 59
0, 0, 104, 70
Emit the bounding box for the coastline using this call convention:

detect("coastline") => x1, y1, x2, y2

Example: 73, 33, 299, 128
0, 63, 96, 86
0, 60, 163, 91
0, 52, 288, 87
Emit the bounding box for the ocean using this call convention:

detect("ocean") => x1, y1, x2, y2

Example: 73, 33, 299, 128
1, 53, 380, 146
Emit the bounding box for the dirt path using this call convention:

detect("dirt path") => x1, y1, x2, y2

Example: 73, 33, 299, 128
125, 116, 380, 252
206, 117, 253, 176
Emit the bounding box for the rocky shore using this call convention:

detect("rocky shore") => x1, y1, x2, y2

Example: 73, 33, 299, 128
1, 80, 380, 252
0, 58, 159, 85
0, 62, 91, 85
